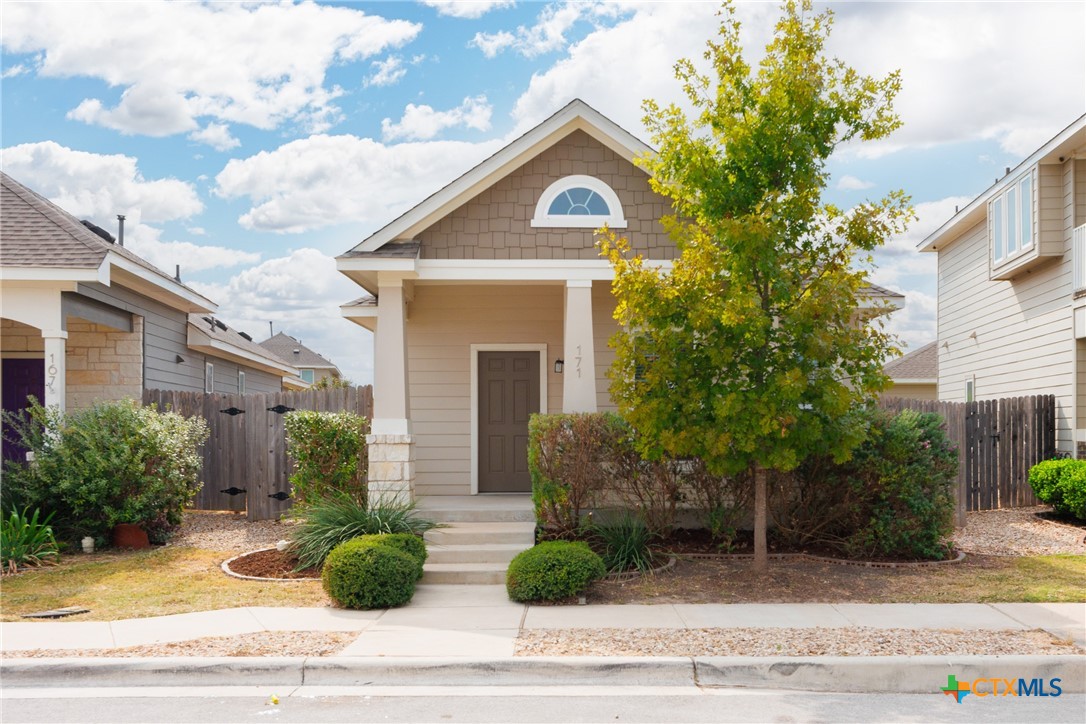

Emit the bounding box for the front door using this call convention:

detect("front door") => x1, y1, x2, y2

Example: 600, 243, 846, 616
2, 358, 45, 462
478, 351, 539, 493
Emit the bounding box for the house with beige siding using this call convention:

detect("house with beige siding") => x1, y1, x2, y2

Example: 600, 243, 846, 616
0, 171, 300, 459
883, 341, 938, 401
338, 100, 903, 501
919, 114, 1086, 456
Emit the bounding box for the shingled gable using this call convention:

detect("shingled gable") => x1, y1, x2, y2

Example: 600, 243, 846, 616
343, 99, 652, 257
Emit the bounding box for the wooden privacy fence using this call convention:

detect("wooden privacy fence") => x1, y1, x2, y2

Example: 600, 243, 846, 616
144, 386, 373, 521
880, 395, 1056, 522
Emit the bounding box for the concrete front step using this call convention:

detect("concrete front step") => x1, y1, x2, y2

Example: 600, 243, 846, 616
416, 495, 534, 524
426, 543, 528, 565
425, 522, 536, 546
421, 563, 509, 585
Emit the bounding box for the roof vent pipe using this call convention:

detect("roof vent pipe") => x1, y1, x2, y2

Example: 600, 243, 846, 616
175, 265, 181, 282
117, 215, 125, 247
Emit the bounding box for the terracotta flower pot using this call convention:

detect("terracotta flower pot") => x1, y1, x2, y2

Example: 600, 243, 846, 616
111, 523, 150, 549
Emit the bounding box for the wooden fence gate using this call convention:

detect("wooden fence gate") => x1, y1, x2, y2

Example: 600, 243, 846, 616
880, 395, 1056, 522
144, 386, 373, 521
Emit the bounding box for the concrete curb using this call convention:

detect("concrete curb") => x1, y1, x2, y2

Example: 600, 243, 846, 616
2, 655, 1082, 693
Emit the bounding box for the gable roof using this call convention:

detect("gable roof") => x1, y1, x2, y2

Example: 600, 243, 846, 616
343, 99, 652, 256
884, 341, 938, 382
0, 171, 214, 312
187, 315, 299, 377
918, 114, 1086, 253
259, 332, 341, 373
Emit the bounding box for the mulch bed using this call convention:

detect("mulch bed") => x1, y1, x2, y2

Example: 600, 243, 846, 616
1035, 510, 1086, 531
226, 548, 321, 580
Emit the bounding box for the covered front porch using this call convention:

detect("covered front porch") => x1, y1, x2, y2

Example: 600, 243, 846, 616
340, 259, 629, 503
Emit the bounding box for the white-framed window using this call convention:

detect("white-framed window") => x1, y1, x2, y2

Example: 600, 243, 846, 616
300, 368, 315, 384
965, 376, 975, 403
205, 362, 215, 393
530, 175, 627, 229
990, 169, 1035, 264
238, 370, 246, 395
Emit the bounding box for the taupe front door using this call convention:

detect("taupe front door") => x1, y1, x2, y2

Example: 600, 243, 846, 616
478, 351, 539, 493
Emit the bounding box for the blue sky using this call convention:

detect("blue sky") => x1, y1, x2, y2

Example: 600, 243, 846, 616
3, 1, 1084, 384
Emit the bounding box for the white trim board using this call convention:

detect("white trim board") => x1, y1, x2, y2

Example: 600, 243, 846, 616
469, 343, 548, 495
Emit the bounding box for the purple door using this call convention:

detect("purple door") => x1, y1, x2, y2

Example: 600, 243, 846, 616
2, 358, 45, 462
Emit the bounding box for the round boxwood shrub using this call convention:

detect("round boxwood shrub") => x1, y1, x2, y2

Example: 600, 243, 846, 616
1029, 459, 1086, 520
322, 537, 418, 609
356, 533, 427, 579
506, 541, 606, 602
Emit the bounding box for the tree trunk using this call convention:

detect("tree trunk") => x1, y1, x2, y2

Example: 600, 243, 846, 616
753, 465, 768, 573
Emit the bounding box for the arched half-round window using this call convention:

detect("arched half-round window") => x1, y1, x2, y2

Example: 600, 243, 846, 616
531, 175, 627, 229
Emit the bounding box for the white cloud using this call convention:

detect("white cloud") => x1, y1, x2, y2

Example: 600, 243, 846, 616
125, 223, 260, 274
2, 62, 30, 78
507, 3, 1083, 158
1, 140, 202, 221
189, 122, 241, 152
882, 288, 938, 355
188, 248, 373, 385
837, 175, 875, 191
421, 1, 515, 20
186, 226, 207, 236
381, 95, 492, 141
471, 1, 619, 59
214, 134, 503, 233
2, 1, 421, 136
364, 55, 407, 88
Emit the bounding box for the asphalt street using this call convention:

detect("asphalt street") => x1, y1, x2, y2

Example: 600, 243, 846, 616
2, 686, 1082, 724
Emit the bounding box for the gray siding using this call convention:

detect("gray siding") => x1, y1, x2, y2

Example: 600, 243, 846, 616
75, 282, 284, 393
417, 130, 677, 260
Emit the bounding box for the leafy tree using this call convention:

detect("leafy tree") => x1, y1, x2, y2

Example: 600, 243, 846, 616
599, 0, 913, 571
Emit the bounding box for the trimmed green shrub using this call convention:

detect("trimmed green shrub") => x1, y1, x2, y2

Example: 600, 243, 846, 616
354, 533, 427, 579
284, 410, 369, 505
322, 537, 418, 609
288, 493, 437, 570
1, 507, 59, 573
586, 511, 655, 573
2, 399, 207, 545
506, 541, 606, 602
1029, 459, 1086, 520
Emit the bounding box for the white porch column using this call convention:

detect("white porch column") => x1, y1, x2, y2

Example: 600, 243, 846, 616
562, 280, 597, 413
42, 330, 68, 412
367, 276, 414, 504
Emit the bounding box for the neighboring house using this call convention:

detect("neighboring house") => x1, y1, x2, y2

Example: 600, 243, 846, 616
0, 172, 300, 457
259, 332, 342, 386
883, 341, 938, 401
919, 114, 1086, 456
336, 99, 903, 500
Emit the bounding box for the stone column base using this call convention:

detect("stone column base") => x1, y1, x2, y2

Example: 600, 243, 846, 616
366, 434, 415, 506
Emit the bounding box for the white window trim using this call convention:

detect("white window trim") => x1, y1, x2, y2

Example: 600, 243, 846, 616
300, 368, 315, 384
965, 375, 975, 403
469, 344, 548, 495
238, 370, 246, 395
990, 168, 1036, 265
530, 174, 627, 229
205, 362, 215, 393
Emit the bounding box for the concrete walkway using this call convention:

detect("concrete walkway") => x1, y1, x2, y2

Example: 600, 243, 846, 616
3, 588, 1083, 656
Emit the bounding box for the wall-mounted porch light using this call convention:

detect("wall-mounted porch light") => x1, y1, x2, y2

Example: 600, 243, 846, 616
554, 359, 564, 374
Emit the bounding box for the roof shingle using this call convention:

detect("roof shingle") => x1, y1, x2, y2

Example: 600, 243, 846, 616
884, 341, 938, 380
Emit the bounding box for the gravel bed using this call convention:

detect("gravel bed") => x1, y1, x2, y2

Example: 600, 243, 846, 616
950, 506, 1086, 556
171, 510, 295, 553
515, 627, 1082, 657
2, 631, 356, 659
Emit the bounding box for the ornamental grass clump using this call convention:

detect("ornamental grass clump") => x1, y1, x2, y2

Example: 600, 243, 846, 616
322, 537, 419, 610
506, 541, 606, 602
1, 507, 59, 574
586, 511, 656, 573
288, 493, 437, 570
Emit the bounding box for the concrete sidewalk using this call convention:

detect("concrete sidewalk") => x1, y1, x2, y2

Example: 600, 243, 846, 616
2, 587, 1083, 657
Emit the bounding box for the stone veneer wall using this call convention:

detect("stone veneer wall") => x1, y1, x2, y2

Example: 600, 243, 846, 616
0, 319, 46, 355
65, 317, 144, 410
